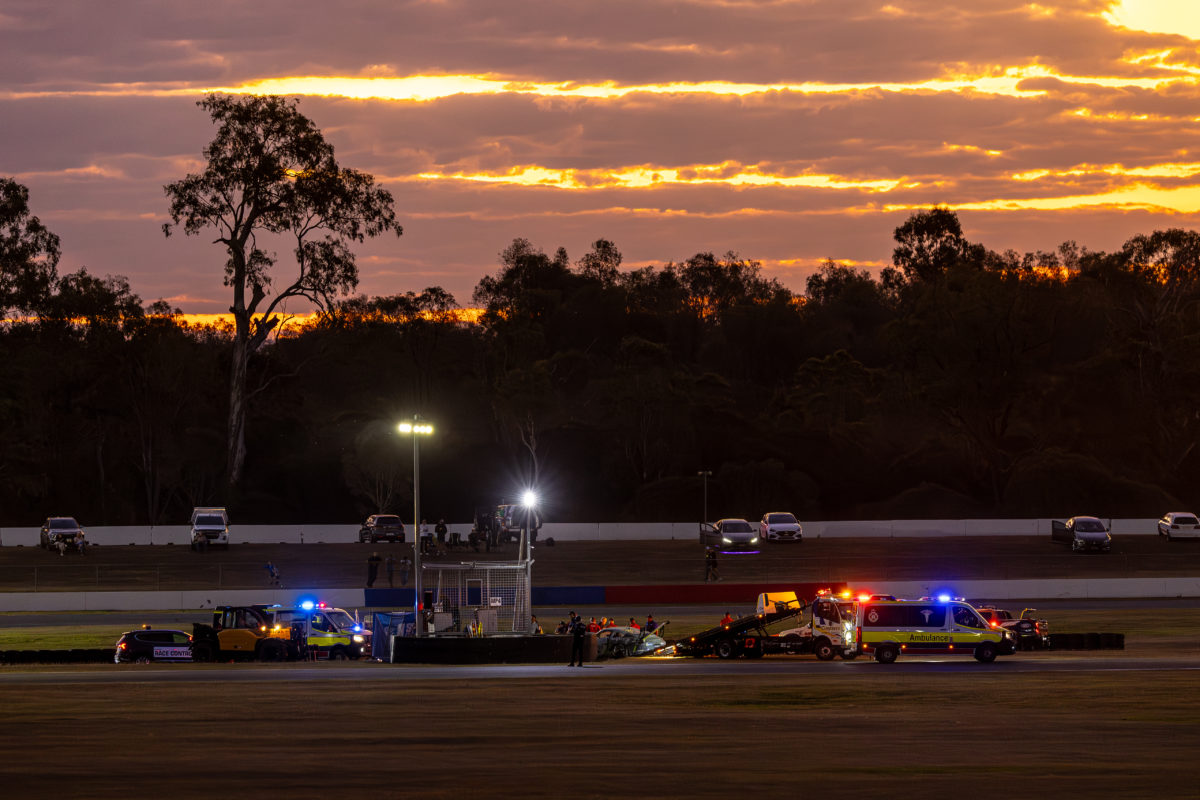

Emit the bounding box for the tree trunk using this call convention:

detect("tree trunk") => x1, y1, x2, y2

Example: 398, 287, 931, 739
227, 334, 249, 486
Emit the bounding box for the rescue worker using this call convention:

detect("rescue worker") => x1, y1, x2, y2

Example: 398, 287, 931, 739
568, 614, 588, 667
720, 611, 734, 626
704, 547, 720, 582
645, 614, 657, 632
366, 552, 382, 587
628, 617, 641, 630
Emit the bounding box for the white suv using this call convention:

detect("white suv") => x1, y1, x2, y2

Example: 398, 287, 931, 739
759, 512, 802, 542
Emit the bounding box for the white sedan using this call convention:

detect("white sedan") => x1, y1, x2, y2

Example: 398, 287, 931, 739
760, 512, 803, 542
1158, 512, 1200, 540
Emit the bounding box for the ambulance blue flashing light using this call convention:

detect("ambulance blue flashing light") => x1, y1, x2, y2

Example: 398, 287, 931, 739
300, 600, 315, 611
937, 593, 951, 603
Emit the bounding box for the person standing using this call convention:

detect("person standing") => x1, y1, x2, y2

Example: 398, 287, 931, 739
385, 554, 395, 587
568, 614, 588, 667
420, 520, 433, 555
645, 614, 658, 632
366, 552, 382, 588
704, 547, 720, 582
435, 518, 448, 546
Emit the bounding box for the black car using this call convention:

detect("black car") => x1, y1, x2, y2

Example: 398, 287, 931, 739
359, 514, 406, 543
1051, 516, 1112, 552
114, 628, 193, 663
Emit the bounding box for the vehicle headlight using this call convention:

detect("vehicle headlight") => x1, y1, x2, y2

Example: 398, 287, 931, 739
353, 635, 364, 643
722, 537, 732, 544
750, 537, 758, 544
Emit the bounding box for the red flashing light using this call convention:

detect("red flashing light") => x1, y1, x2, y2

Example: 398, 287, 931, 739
857, 594, 870, 602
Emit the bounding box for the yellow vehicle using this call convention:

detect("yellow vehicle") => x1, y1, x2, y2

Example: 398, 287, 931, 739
855, 596, 1016, 664
192, 605, 292, 661
268, 602, 370, 660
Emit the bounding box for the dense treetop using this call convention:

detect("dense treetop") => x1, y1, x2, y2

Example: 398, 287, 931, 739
2, 187, 1197, 523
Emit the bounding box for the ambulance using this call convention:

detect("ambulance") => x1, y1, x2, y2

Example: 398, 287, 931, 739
269, 602, 370, 660
855, 595, 1016, 663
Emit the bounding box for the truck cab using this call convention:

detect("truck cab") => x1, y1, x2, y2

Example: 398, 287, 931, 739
192, 605, 291, 661
774, 589, 860, 660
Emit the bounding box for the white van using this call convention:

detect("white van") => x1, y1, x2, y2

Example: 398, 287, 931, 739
191, 507, 229, 550
856, 597, 1016, 663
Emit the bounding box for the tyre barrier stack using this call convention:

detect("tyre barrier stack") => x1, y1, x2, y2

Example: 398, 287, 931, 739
1046, 632, 1124, 650
0, 649, 113, 664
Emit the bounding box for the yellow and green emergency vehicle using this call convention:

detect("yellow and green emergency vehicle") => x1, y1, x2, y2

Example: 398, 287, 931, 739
855, 596, 1016, 664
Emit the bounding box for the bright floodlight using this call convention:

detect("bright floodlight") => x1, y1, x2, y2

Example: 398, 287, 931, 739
397, 422, 434, 435
523, 490, 537, 507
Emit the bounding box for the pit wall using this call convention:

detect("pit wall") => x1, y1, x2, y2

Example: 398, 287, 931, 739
0, 518, 1168, 547
1, 576, 1198, 612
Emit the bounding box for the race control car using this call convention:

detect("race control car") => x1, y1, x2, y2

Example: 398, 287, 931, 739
114, 627, 193, 663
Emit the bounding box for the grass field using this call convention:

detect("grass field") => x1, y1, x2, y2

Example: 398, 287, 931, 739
0, 670, 1196, 798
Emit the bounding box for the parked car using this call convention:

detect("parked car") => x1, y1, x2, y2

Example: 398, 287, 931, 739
190, 506, 229, 550
699, 518, 760, 552
759, 512, 803, 542
1050, 516, 1112, 552
359, 514, 406, 543
1157, 512, 1200, 541
114, 627, 193, 664
39, 517, 86, 552
975, 605, 1049, 649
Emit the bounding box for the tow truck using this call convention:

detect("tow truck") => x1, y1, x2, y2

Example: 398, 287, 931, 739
675, 589, 865, 660
191, 605, 294, 661
267, 601, 370, 660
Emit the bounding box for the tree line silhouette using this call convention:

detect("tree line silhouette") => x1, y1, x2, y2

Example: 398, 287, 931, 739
3, 98, 1199, 526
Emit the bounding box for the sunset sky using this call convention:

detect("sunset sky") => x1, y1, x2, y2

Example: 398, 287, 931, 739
3, 0, 1200, 312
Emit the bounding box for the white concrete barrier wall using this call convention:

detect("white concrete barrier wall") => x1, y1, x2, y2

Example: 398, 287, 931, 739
0, 518, 1167, 547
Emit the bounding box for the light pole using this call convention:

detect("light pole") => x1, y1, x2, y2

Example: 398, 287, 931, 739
697, 470, 712, 525
521, 489, 537, 631
398, 416, 434, 635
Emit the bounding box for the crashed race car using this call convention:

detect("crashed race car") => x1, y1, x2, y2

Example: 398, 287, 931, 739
595, 624, 672, 659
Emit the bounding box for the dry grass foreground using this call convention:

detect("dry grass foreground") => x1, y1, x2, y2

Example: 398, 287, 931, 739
0, 670, 1196, 798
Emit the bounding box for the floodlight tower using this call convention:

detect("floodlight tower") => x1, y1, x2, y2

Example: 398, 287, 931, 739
522, 489, 537, 625
397, 415, 434, 634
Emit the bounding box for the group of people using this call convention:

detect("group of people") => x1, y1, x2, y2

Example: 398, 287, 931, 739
365, 552, 412, 588
553, 613, 659, 635
418, 519, 458, 555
